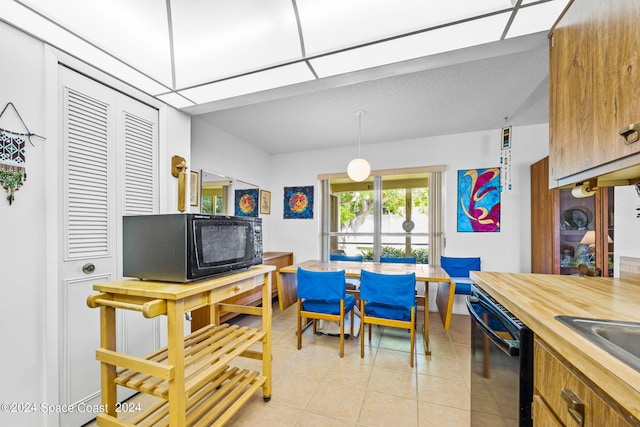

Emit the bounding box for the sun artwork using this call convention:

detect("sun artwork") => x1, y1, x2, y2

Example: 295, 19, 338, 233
239, 194, 255, 214
289, 192, 308, 213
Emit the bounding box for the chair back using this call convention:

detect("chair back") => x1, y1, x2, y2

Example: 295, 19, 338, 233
297, 267, 346, 301
440, 256, 480, 277
330, 254, 363, 262
359, 269, 416, 309
380, 256, 416, 264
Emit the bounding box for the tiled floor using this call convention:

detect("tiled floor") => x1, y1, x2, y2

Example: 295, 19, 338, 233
224, 305, 471, 427
86, 306, 471, 427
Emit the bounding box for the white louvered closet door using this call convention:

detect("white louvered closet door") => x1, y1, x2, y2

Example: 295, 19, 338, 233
58, 66, 159, 427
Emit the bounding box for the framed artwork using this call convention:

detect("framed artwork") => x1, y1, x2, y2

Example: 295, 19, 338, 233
457, 168, 501, 232
190, 171, 199, 206
260, 190, 271, 214
234, 188, 259, 217
284, 186, 313, 219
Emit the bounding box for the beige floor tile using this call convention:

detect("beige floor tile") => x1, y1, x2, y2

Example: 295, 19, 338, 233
268, 371, 320, 409
415, 354, 466, 379
82, 309, 472, 427
306, 382, 366, 422
367, 365, 418, 400
418, 401, 470, 427
295, 411, 357, 427
226, 398, 304, 427
358, 390, 419, 427
372, 347, 415, 372
416, 374, 470, 411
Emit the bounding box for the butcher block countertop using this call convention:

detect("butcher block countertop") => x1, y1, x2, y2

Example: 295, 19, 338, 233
471, 269, 640, 419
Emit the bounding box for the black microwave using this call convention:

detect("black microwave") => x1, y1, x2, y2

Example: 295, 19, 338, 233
123, 213, 263, 282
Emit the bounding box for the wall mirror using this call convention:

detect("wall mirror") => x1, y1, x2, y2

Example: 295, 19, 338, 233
200, 170, 258, 215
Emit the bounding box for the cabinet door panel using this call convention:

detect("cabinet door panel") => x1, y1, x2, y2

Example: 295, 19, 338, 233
593, 0, 640, 163
534, 339, 635, 427
549, 0, 595, 181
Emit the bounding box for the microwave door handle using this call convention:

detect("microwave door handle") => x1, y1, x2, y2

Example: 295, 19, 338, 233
466, 297, 520, 357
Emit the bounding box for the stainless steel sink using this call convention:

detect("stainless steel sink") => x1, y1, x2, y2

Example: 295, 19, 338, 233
556, 316, 640, 372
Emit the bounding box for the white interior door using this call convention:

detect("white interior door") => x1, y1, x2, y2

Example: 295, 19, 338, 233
58, 66, 159, 427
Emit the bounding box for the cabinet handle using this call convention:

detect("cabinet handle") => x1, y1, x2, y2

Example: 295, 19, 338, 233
561, 388, 585, 426
619, 123, 640, 144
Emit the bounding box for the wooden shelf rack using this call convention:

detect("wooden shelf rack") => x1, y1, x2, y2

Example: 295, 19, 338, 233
87, 265, 275, 427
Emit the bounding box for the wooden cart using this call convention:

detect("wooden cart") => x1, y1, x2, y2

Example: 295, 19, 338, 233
87, 265, 275, 427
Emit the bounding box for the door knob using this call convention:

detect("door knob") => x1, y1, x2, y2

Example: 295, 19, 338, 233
82, 263, 96, 274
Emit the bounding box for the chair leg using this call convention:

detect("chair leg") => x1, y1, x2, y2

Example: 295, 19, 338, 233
297, 300, 302, 350
339, 301, 345, 358
409, 308, 416, 368
360, 300, 365, 359
349, 307, 354, 340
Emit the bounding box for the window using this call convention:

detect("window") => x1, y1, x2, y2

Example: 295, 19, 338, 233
320, 166, 444, 264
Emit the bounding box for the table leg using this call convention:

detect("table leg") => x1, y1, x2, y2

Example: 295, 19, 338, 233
262, 272, 272, 401
167, 299, 186, 427
100, 305, 117, 417
423, 282, 431, 356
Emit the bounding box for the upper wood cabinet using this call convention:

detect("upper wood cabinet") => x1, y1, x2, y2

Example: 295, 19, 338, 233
549, 0, 640, 187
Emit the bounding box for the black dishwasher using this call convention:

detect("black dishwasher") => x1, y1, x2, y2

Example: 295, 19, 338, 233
467, 285, 533, 427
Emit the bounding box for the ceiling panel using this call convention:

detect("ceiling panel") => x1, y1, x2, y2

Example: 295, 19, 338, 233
298, 0, 513, 56
507, 0, 571, 39
171, 0, 302, 88
179, 62, 315, 104
19, 0, 173, 87
310, 11, 511, 78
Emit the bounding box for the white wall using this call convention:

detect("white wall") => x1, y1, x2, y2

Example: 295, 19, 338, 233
190, 117, 273, 244
0, 21, 191, 427
267, 124, 550, 271
190, 120, 550, 269
613, 185, 640, 271
0, 22, 47, 427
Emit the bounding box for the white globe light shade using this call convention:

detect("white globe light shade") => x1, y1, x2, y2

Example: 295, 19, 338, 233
347, 157, 371, 182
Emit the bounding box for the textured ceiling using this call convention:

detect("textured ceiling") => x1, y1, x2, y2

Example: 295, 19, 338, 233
194, 34, 550, 154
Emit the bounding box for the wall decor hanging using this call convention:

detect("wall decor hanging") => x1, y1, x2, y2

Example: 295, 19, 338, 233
0, 102, 46, 205
284, 186, 314, 219
260, 189, 271, 215
235, 188, 259, 217
500, 121, 512, 192
457, 168, 501, 232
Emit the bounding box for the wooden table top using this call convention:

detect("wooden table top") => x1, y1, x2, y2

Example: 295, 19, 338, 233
279, 259, 451, 282
93, 265, 275, 300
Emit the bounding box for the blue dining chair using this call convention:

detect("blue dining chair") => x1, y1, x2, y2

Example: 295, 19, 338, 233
296, 267, 356, 357
440, 256, 481, 295
330, 254, 363, 262
330, 254, 363, 289
380, 256, 417, 264
359, 269, 417, 367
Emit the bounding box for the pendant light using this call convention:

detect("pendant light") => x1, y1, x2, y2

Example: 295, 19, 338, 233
347, 110, 371, 182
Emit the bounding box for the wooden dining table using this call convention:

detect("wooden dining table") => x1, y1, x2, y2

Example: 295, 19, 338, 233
277, 259, 451, 355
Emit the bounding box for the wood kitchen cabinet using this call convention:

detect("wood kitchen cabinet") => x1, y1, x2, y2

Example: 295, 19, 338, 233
534, 338, 637, 427
531, 157, 614, 276
549, 0, 640, 187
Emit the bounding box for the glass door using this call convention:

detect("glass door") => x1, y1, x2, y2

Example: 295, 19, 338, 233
321, 168, 436, 264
